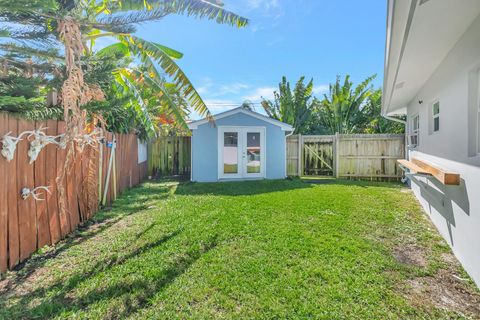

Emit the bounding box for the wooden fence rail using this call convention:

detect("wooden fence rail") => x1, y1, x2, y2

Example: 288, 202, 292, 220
287, 134, 405, 180
0, 112, 147, 273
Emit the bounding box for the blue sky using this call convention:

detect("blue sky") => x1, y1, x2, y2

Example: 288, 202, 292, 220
104, 0, 387, 118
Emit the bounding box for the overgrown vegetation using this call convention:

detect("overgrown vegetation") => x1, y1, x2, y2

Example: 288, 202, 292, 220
262, 75, 405, 135
0, 0, 248, 137
0, 180, 478, 319
261, 76, 319, 134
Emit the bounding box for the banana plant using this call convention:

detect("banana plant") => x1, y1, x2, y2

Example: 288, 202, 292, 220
0, 0, 248, 130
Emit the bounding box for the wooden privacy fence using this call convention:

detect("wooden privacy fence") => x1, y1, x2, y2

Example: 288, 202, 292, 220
148, 136, 191, 177
287, 134, 405, 180
0, 112, 147, 273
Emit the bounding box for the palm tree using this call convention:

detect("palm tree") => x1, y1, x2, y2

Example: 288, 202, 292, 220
261, 76, 319, 134
361, 88, 405, 134
0, 0, 248, 217
315, 75, 375, 134
0, 0, 248, 129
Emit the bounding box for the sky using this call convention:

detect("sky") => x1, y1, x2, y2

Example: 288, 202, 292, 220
101, 0, 387, 119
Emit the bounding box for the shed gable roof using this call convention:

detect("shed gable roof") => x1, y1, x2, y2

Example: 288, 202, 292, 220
187, 107, 294, 131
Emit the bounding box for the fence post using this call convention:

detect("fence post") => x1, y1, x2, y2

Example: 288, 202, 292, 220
297, 134, 302, 177
335, 132, 340, 179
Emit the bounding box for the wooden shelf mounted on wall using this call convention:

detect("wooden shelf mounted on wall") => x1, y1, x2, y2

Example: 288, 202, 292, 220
397, 158, 460, 185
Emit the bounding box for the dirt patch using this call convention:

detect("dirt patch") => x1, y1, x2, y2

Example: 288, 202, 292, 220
393, 245, 427, 267
405, 269, 480, 317
393, 244, 480, 317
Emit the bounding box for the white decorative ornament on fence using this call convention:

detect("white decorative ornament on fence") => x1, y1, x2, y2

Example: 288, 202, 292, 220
27, 127, 57, 164
21, 186, 51, 201
1, 131, 23, 162
0, 127, 82, 163
76, 128, 102, 151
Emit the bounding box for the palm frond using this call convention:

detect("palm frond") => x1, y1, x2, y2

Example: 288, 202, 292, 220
102, 0, 248, 27
96, 42, 131, 57
95, 8, 169, 27
0, 43, 63, 61
139, 70, 188, 129
123, 35, 211, 118
115, 69, 156, 135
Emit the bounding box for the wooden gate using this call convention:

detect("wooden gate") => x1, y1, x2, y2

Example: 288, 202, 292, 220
148, 136, 191, 177
302, 135, 335, 176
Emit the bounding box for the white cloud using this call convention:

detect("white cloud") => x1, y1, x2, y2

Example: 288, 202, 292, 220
218, 83, 250, 95
204, 99, 239, 111
196, 79, 250, 98
266, 36, 284, 47
190, 99, 240, 120
242, 0, 284, 20
243, 86, 277, 102
313, 84, 329, 95
196, 77, 214, 95
246, 0, 280, 9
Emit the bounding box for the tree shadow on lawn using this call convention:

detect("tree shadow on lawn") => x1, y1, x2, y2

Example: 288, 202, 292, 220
175, 178, 313, 196
1, 228, 215, 319
175, 178, 403, 196
2, 183, 173, 292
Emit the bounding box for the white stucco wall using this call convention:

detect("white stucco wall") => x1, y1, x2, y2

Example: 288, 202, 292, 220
405, 15, 480, 287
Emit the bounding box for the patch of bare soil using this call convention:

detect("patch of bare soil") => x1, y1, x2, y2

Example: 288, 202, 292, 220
393, 245, 427, 267
406, 269, 480, 318
395, 247, 480, 318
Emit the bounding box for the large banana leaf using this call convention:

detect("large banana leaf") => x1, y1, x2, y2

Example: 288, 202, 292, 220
115, 69, 156, 135
96, 42, 131, 57
119, 35, 211, 118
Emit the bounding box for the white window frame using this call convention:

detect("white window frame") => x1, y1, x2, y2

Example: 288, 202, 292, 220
409, 113, 420, 148
431, 100, 440, 134
477, 94, 480, 154
468, 65, 480, 157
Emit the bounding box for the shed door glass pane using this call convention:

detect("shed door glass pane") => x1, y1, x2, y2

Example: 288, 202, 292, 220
223, 132, 238, 174
246, 132, 261, 173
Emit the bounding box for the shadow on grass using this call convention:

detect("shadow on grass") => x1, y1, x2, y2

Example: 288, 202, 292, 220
302, 178, 404, 188
4, 183, 174, 290
175, 178, 313, 196
175, 178, 403, 196
0, 228, 202, 319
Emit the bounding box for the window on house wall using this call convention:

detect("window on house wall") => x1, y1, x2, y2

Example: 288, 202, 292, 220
477, 98, 480, 153
410, 114, 419, 147
432, 101, 440, 133
468, 67, 480, 156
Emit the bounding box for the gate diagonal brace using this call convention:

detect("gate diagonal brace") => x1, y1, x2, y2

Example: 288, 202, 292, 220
304, 144, 333, 170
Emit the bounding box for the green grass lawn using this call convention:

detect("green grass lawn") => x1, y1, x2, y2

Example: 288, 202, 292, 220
1, 179, 479, 319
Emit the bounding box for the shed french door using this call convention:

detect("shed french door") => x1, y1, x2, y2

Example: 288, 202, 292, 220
218, 127, 266, 179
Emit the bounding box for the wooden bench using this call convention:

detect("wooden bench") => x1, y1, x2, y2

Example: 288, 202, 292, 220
397, 158, 460, 185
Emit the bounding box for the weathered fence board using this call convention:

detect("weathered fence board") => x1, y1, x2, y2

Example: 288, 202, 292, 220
45, 120, 61, 244
336, 134, 405, 180
148, 136, 191, 177
286, 135, 300, 176
7, 115, 20, 268
17, 118, 37, 262
0, 113, 7, 272
0, 112, 147, 273
287, 134, 405, 180
34, 120, 50, 249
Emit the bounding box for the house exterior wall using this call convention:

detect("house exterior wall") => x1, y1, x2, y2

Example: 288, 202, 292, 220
405, 15, 480, 286
191, 112, 287, 182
